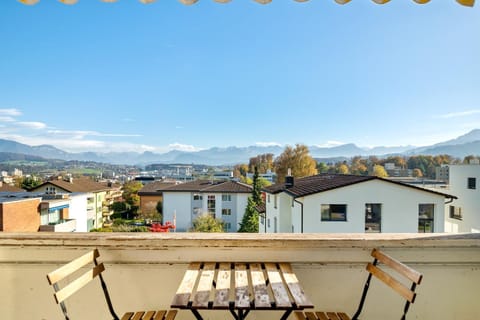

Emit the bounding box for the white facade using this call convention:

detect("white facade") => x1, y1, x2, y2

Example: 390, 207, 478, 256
163, 191, 250, 232
444, 164, 480, 233
262, 179, 448, 234
68, 192, 94, 232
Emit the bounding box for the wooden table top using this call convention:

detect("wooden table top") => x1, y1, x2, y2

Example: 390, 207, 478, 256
171, 262, 314, 311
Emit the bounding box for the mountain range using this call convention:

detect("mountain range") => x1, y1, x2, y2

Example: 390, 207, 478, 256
0, 129, 479, 166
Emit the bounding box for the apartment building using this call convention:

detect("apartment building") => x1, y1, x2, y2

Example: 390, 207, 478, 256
162, 180, 252, 232
262, 174, 455, 234
30, 177, 114, 230
444, 164, 480, 233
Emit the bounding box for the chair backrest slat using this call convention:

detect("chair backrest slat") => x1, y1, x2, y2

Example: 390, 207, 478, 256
54, 263, 105, 304
366, 263, 416, 303
47, 249, 100, 285
371, 249, 423, 285
352, 249, 423, 319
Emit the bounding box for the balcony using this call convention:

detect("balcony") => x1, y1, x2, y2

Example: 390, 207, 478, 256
0, 233, 478, 319
38, 219, 76, 232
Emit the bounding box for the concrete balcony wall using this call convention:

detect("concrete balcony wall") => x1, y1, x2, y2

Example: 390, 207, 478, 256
0, 233, 479, 320
38, 219, 76, 232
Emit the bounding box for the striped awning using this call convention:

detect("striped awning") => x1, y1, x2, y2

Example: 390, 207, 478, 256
18, 0, 476, 8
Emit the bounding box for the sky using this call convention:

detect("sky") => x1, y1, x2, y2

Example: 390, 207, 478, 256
1, 0, 479, 154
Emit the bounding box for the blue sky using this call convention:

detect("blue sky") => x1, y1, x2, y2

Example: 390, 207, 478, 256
1, 0, 479, 154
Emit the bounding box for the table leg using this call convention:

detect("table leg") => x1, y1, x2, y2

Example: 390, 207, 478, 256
280, 309, 293, 320
191, 309, 204, 320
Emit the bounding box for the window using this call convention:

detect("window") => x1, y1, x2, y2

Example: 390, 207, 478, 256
321, 204, 347, 221
274, 217, 278, 233
274, 195, 277, 209
267, 218, 270, 228
222, 194, 232, 202
260, 216, 265, 225
267, 194, 270, 203
449, 206, 463, 220
365, 203, 382, 232
222, 208, 232, 216
207, 195, 216, 215
224, 222, 232, 231
418, 204, 434, 233
193, 194, 202, 201
468, 177, 476, 189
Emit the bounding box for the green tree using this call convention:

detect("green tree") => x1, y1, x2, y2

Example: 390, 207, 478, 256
122, 181, 143, 207
191, 214, 224, 232
156, 200, 163, 216
372, 165, 388, 178
239, 166, 264, 233
111, 201, 129, 213
317, 162, 329, 174
252, 166, 262, 205
274, 144, 318, 183
20, 176, 41, 190
238, 197, 259, 233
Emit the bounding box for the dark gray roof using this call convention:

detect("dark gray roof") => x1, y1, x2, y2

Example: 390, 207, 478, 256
138, 181, 178, 195
162, 180, 252, 193
263, 174, 457, 199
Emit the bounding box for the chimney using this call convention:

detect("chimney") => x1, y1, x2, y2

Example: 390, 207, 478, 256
285, 168, 294, 188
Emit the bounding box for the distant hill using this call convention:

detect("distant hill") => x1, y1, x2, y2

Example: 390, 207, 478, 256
0, 129, 479, 165
0, 152, 47, 162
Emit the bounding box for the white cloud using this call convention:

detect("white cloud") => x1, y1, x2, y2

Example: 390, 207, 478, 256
168, 143, 202, 152
47, 129, 142, 139
314, 140, 345, 148
17, 121, 47, 129
0, 116, 16, 122
255, 142, 282, 147
437, 109, 480, 119
0, 109, 22, 116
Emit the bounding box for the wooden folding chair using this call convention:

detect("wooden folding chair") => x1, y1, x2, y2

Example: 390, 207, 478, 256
46, 248, 178, 320
295, 248, 423, 320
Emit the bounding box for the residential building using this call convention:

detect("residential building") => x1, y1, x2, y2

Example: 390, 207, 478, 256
38, 193, 76, 232
0, 182, 24, 192
162, 180, 252, 232
0, 192, 77, 232
68, 192, 94, 232
246, 169, 276, 183
262, 174, 455, 234
29, 177, 114, 230
138, 181, 178, 215
0, 195, 41, 232
444, 164, 480, 233
384, 162, 412, 177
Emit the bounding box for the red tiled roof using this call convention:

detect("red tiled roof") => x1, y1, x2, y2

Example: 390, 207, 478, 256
32, 178, 111, 193
0, 184, 24, 192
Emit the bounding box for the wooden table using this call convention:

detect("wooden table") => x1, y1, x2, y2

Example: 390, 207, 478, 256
171, 262, 314, 320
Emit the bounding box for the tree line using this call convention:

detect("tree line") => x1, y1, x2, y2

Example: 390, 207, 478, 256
233, 144, 479, 181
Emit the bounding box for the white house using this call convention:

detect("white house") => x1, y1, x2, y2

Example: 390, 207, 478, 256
261, 174, 456, 234
444, 164, 480, 233
162, 180, 252, 232
68, 192, 94, 232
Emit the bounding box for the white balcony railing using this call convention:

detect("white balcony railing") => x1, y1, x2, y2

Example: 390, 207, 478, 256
0, 232, 479, 320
